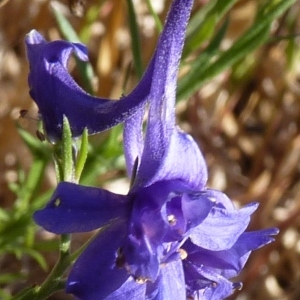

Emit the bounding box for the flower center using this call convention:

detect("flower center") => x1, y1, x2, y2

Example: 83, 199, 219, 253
134, 277, 148, 284
178, 248, 188, 260
167, 214, 177, 225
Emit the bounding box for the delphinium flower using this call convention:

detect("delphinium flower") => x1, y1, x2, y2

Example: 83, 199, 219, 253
25, 22, 156, 143
33, 0, 278, 299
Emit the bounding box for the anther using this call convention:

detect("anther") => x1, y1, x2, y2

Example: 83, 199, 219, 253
134, 277, 148, 284
178, 248, 188, 260
167, 214, 177, 225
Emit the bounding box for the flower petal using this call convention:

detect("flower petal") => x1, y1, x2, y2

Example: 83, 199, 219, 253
123, 233, 160, 282
123, 107, 145, 178
184, 227, 278, 280
131, 0, 201, 188
200, 268, 235, 300
220, 228, 279, 277
129, 180, 201, 247
123, 181, 191, 281
33, 182, 129, 234
105, 277, 145, 300
146, 260, 186, 300
189, 200, 259, 250
137, 128, 208, 190
183, 261, 234, 300
25, 30, 155, 142
66, 221, 130, 300
181, 191, 214, 230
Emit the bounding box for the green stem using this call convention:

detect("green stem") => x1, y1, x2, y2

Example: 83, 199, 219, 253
15, 118, 83, 299
13, 235, 71, 300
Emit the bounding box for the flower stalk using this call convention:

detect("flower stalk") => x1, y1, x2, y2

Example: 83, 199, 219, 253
13, 118, 89, 300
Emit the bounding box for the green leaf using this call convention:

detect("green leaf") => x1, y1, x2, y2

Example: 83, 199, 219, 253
16, 157, 48, 215
101, 124, 123, 159
0, 288, 13, 300
0, 273, 25, 285
8, 131, 49, 216
177, 0, 297, 100
183, 0, 238, 57
17, 127, 50, 158
0, 215, 31, 247
19, 247, 48, 271
145, 0, 162, 33
75, 128, 89, 182
178, 23, 270, 100
126, 0, 143, 78
0, 208, 9, 222
62, 116, 74, 182
31, 188, 54, 211
33, 239, 60, 252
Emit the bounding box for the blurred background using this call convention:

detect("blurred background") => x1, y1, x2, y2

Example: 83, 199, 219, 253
1, 0, 300, 299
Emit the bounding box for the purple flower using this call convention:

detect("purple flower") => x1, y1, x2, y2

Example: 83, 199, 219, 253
25, 24, 155, 143
33, 0, 278, 299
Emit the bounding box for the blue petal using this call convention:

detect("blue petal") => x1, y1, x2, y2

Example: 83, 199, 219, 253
128, 180, 210, 246
25, 30, 155, 142
184, 227, 278, 279
66, 221, 129, 300
204, 189, 236, 211
123, 182, 175, 280
33, 182, 130, 234
183, 261, 234, 300
220, 228, 279, 278
200, 268, 235, 300
123, 233, 160, 281
123, 181, 191, 281
189, 198, 259, 250
181, 188, 214, 230
123, 107, 145, 178
137, 129, 208, 190
25, 30, 47, 68
129, 180, 189, 244
126, 0, 203, 189
146, 260, 186, 300
105, 277, 145, 300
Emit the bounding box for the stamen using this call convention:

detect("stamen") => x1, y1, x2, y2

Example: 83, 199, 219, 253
134, 277, 148, 284
178, 248, 188, 260
167, 214, 177, 225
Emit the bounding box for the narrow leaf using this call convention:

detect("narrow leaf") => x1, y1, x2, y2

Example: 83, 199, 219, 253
126, 0, 143, 78
62, 116, 74, 182
75, 128, 89, 182
145, 0, 162, 33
